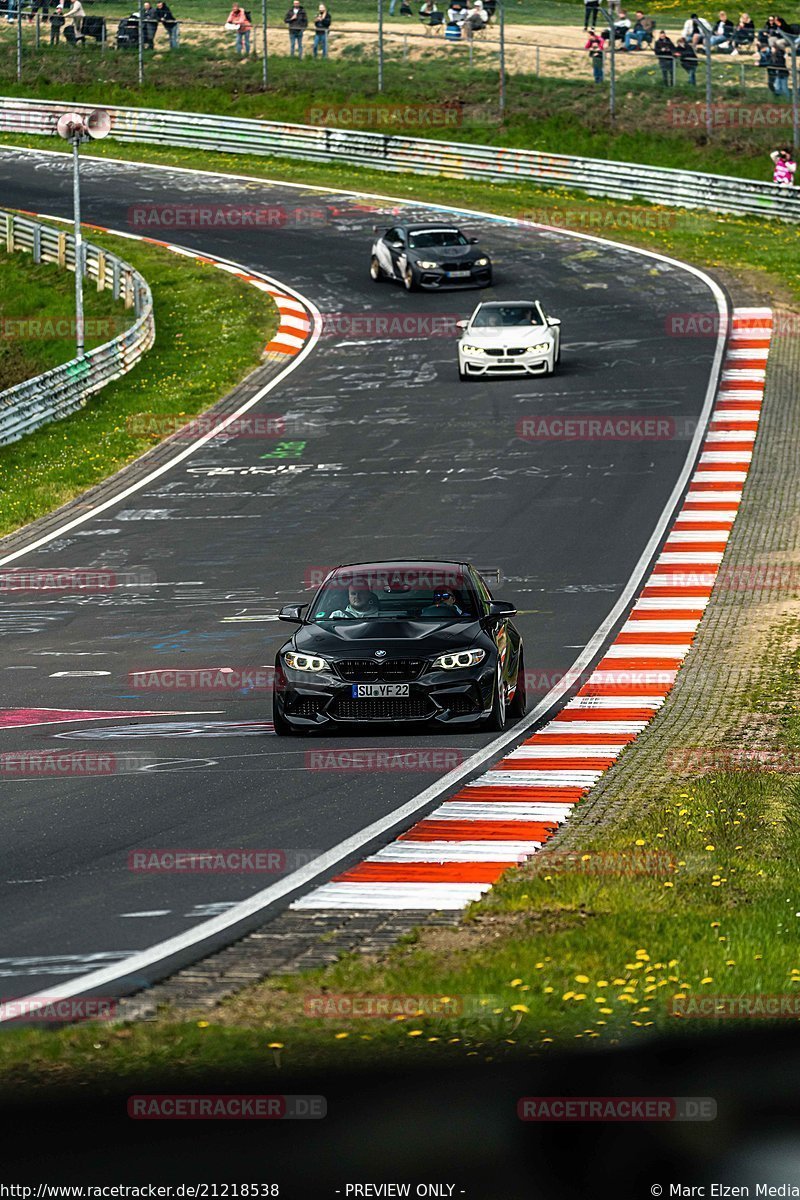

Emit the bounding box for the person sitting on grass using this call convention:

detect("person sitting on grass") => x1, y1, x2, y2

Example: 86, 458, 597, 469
623, 10, 649, 50
462, 0, 488, 37
729, 12, 754, 53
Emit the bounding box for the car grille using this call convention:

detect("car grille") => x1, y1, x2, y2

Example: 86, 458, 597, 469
441, 261, 473, 271
332, 697, 434, 721
444, 696, 478, 714
335, 659, 426, 682
289, 697, 326, 718
484, 347, 528, 358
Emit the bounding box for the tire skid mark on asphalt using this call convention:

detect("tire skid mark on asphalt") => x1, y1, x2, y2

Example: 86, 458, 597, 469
292, 307, 773, 911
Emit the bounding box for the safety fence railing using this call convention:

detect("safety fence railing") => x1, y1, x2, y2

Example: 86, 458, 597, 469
0, 208, 155, 445
0, 95, 798, 222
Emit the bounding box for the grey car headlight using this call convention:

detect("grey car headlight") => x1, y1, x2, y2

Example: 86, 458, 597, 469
433, 648, 487, 669
474, 257, 490, 267
416, 260, 440, 269
284, 651, 330, 672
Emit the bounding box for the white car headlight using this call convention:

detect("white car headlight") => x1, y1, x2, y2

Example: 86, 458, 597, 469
433, 648, 486, 670
474, 257, 489, 266
416, 260, 440, 269
284, 651, 330, 672
461, 344, 487, 355
525, 342, 552, 355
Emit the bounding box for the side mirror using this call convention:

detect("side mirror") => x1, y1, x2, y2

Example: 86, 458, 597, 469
486, 600, 517, 619
279, 603, 307, 623
456, 319, 468, 329
388, 240, 404, 250
548, 317, 561, 326
469, 236, 479, 244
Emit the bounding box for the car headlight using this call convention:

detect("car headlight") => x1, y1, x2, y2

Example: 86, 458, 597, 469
525, 342, 552, 355
474, 257, 489, 267
433, 648, 487, 670
416, 260, 440, 269
461, 344, 487, 355
284, 651, 330, 672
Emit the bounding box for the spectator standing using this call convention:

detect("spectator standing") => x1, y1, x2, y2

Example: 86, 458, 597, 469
586, 29, 605, 81
771, 147, 796, 184
49, 3, 63, 40
63, 0, 83, 33
312, 2, 329, 54
284, 0, 307, 55
156, 0, 179, 47
583, 0, 599, 31
755, 38, 776, 90
676, 35, 699, 82
770, 40, 789, 97
226, 3, 251, 53
142, 0, 157, 47
653, 29, 676, 83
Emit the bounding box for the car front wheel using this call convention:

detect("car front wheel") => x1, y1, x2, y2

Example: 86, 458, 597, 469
403, 266, 418, 292
508, 648, 527, 718
369, 256, 384, 282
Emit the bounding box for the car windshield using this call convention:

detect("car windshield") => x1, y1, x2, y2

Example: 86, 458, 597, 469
408, 229, 469, 249
472, 304, 543, 328
310, 569, 477, 621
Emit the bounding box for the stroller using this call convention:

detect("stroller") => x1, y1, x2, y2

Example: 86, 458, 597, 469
116, 14, 140, 46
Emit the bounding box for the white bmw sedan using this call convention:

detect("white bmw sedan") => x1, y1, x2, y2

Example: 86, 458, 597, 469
457, 300, 561, 380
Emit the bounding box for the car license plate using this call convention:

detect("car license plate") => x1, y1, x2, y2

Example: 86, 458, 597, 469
447, 270, 471, 278
352, 683, 410, 698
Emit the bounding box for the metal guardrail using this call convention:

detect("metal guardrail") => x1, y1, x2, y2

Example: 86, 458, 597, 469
0, 208, 155, 446
0, 95, 798, 223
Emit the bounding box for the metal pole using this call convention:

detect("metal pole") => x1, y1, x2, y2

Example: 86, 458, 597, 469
35, 10, 40, 49
704, 32, 712, 137
138, 0, 144, 84
16, 0, 22, 82
598, 4, 616, 119
499, 0, 505, 117
775, 30, 798, 153
261, 0, 267, 87
72, 137, 85, 361
378, 0, 384, 92
535, 43, 539, 75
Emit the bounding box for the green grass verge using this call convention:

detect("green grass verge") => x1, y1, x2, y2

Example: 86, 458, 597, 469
0, 43, 787, 180
0, 226, 277, 536
0, 769, 797, 1085
0, 245, 125, 389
